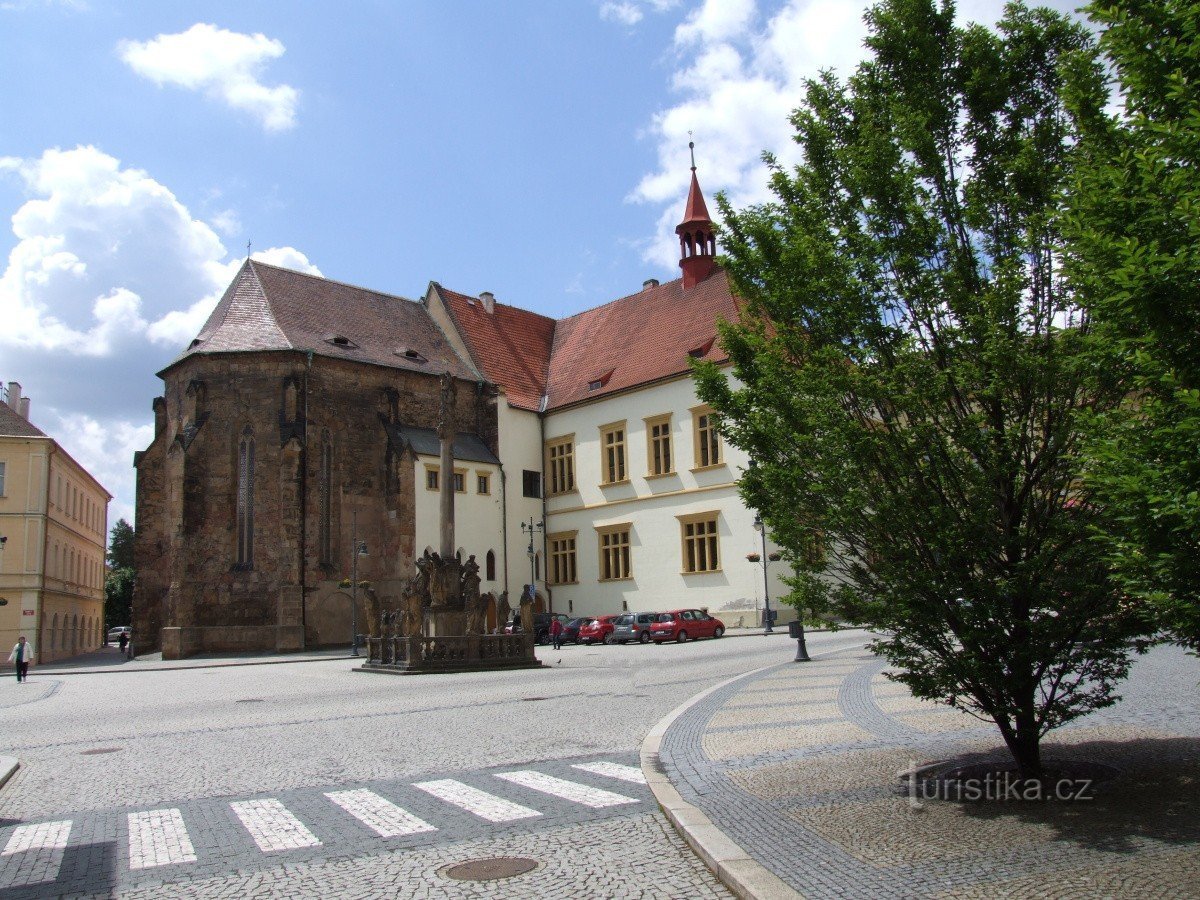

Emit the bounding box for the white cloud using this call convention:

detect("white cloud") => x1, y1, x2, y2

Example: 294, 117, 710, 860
209, 209, 241, 236
633, 0, 1088, 272
0, 144, 315, 528
119, 23, 299, 132
599, 0, 679, 26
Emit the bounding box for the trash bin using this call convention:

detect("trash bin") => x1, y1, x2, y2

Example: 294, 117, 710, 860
788, 620, 801, 639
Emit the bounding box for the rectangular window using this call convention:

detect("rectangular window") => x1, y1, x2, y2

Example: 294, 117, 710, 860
645, 415, 673, 476
692, 406, 723, 468
425, 466, 439, 491
598, 526, 632, 581
453, 469, 466, 493
680, 513, 720, 573
0, 461, 5, 496
476, 472, 491, 495
600, 422, 627, 485
545, 436, 576, 495
548, 532, 578, 585
522, 469, 541, 499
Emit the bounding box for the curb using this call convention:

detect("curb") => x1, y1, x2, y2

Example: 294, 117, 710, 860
29, 653, 351, 676
639, 641, 867, 900
0, 756, 18, 790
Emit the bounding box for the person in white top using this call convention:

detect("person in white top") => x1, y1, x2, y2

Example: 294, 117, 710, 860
8, 635, 34, 683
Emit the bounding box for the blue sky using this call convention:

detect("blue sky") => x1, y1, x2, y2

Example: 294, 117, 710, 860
0, 0, 1082, 528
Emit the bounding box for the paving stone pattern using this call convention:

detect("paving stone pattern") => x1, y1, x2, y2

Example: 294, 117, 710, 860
660, 643, 1200, 899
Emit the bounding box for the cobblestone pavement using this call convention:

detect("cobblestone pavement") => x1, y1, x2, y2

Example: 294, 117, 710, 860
0, 629, 866, 897
658, 642, 1200, 899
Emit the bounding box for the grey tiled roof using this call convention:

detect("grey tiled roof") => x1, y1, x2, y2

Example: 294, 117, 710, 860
0, 400, 47, 437
383, 423, 499, 465
165, 261, 478, 380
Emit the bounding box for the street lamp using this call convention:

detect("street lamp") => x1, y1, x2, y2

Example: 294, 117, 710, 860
520, 517, 544, 607
349, 510, 368, 657
752, 515, 774, 634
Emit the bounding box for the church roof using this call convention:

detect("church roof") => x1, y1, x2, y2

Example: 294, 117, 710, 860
0, 400, 47, 437
167, 261, 478, 380
544, 270, 735, 410
435, 286, 556, 412
677, 169, 713, 228
383, 423, 500, 465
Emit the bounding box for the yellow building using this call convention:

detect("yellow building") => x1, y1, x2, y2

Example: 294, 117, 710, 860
1, 382, 111, 664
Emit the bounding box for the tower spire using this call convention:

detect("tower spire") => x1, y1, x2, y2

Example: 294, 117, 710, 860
676, 141, 716, 290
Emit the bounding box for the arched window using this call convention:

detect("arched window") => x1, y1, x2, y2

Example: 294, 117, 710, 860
319, 431, 332, 565
237, 426, 255, 566
485, 550, 496, 581
71, 614, 79, 652
534, 552, 541, 581
50, 613, 58, 650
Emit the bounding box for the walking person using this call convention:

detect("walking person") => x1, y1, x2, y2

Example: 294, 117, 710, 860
549, 616, 564, 651
8, 635, 33, 683
118, 631, 128, 655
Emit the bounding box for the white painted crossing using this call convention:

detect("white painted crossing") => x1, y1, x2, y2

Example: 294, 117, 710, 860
495, 770, 639, 808
325, 789, 438, 838
128, 808, 197, 869
571, 761, 648, 784
230, 799, 322, 852
0, 819, 72, 888
412, 779, 543, 823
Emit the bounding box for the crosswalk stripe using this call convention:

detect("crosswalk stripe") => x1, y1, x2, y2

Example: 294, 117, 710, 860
127, 809, 196, 869
570, 761, 648, 784
495, 771, 639, 808
412, 779, 542, 823
230, 799, 322, 852
325, 789, 438, 838
0, 820, 72, 888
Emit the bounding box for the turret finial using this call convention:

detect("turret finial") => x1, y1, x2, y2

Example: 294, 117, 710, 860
688, 137, 696, 171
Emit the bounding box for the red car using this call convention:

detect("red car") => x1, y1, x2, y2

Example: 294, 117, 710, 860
578, 615, 620, 645
650, 609, 725, 643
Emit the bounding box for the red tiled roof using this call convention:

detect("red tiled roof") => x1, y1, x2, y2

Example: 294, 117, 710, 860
545, 269, 738, 410
166, 262, 478, 381
436, 286, 556, 412
678, 169, 713, 227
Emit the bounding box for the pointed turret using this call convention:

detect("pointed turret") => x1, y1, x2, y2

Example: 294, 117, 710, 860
676, 142, 717, 290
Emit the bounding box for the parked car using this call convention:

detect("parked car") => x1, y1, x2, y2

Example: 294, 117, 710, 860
106, 626, 131, 645
561, 617, 589, 644
611, 612, 659, 644
578, 615, 620, 645
506, 612, 571, 645
651, 609, 725, 643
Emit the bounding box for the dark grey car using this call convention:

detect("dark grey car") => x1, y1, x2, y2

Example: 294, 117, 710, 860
611, 612, 659, 644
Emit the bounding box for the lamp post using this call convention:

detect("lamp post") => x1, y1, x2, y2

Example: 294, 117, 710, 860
349, 510, 368, 657
520, 517, 544, 607
752, 515, 774, 634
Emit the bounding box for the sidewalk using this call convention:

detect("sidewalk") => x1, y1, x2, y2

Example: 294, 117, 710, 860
26, 625, 795, 675
643, 643, 1200, 899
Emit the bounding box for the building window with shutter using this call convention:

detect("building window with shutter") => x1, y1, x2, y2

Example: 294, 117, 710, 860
599, 422, 627, 485
236, 427, 255, 567
548, 532, 578, 585
680, 512, 721, 573
597, 525, 632, 581
545, 435, 576, 495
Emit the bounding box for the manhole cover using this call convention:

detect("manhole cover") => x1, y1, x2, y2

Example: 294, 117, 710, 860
444, 857, 539, 881
521, 697, 548, 702
236, 698, 264, 703
80, 747, 122, 755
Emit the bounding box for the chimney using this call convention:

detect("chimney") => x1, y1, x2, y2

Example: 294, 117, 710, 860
5, 382, 21, 414
643, 278, 660, 291
479, 291, 495, 315
19, 398, 30, 419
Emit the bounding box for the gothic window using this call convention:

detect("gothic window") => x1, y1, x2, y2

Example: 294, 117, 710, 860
283, 378, 298, 422
486, 550, 496, 581
319, 431, 332, 565
237, 427, 255, 567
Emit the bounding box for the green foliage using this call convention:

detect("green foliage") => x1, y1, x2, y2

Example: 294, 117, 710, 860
696, 0, 1148, 777
105, 519, 135, 628
1068, 0, 1200, 649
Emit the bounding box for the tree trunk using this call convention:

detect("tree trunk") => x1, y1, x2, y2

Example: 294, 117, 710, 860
1002, 704, 1044, 782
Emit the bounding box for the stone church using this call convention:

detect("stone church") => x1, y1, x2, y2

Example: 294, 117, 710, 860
134, 163, 797, 658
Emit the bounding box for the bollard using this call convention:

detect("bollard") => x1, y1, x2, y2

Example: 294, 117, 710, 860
788, 620, 811, 662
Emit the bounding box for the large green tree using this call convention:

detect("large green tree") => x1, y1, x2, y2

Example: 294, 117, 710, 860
104, 518, 135, 629
696, 0, 1147, 779
1069, 0, 1200, 649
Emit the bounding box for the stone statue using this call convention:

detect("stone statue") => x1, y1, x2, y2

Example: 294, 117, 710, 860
461, 555, 481, 606
496, 591, 511, 635
363, 586, 382, 639
466, 590, 491, 636
520, 585, 535, 633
